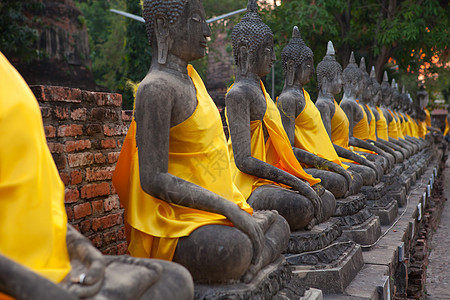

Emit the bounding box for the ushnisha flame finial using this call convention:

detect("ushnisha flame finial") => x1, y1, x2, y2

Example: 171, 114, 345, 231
391, 78, 396, 88
349, 51, 356, 65
326, 41, 335, 56
383, 71, 388, 82
370, 66, 376, 78
359, 57, 366, 73
292, 26, 300, 39
247, 0, 258, 13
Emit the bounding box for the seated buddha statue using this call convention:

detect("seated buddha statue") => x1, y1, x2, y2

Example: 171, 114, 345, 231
315, 41, 383, 186
112, 0, 290, 284
339, 52, 392, 170
397, 86, 424, 149
0, 51, 193, 300
276, 27, 362, 199
226, 1, 336, 232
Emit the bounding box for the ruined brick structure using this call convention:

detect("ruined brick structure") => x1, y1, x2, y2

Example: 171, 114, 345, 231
31, 85, 132, 255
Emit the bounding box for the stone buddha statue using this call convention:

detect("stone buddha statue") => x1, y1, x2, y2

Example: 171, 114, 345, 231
226, 1, 336, 232
0, 51, 193, 300
112, 0, 290, 284
339, 52, 392, 170
314, 41, 382, 186
276, 27, 362, 199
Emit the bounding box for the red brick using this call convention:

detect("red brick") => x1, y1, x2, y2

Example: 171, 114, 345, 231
92, 200, 103, 214
40, 106, 52, 118
45, 86, 82, 103
45, 125, 56, 138
80, 220, 91, 233
65, 140, 91, 152
52, 153, 66, 170
122, 110, 133, 122
99, 213, 122, 229
65, 207, 74, 222
102, 245, 118, 255
65, 188, 79, 203
71, 108, 87, 121
111, 184, 116, 194
68, 152, 94, 167
104, 195, 119, 212
54, 106, 69, 120
59, 172, 70, 185
117, 227, 126, 240
90, 233, 103, 248
85, 124, 103, 136
101, 139, 117, 149
31, 85, 46, 102
73, 224, 80, 232
103, 231, 117, 244
81, 182, 110, 199
117, 242, 128, 255
92, 218, 102, 231
96, 92, 122, 107
86, 167, 114, 182
82, 90, 95, 103
103, 124, 128, 136
108, 152, 120, 164
74, 202, 92, 219
70, 170, 82, 185
94, 153, 106, 164
48, 142, 64, 154
91, 108, 118, 122
58, 124, 83, 137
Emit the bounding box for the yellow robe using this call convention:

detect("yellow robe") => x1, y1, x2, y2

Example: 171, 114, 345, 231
0, 52, 71, 284
366, 105, 377, 141
444, 117, 449, 136
112, 65, 253, 261
418, 120, 427, 138
331, 100, 350, 149
376, 107, 389, 141
227, 82, 320, 201
395, 112, 406, 138
292, 89, 347, 169
388, 110, 400, 139
425, 108, 431, 127
352, 103, 370, 140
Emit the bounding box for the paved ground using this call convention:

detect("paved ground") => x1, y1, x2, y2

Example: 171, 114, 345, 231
425, 156, 450, 299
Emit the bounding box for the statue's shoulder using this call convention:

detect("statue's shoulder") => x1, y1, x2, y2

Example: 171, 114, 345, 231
226, 82, 261, 103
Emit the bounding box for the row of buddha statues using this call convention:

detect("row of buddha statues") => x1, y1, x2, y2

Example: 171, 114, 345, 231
0, 0, 440, 299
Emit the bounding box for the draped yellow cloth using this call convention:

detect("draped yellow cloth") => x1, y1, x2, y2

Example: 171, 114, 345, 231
0, 52, 71, 284
387, 110, 399, 139
227, 82, 320, 200
366, 105, 377, 140
376, 107, 389, 141
408, 116, 419, 138
444, 117, 449, 136
352, 103, 370, 141
418, 120, 427, 138
291, 89, 347, 169
331, 100, 350, 149
403, 114, 413, 137
112, 65, 253, 261
425, 108, 431, 127
394, 112, 406, 138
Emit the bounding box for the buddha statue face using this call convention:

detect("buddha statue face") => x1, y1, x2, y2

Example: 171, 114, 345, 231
143, 0, 211, 64
232, 0, 275, 77
417, 84, 429, 108
317, 41, 343, 96
342, 53, 364, 98
281, 26, 314, 85
380, 74, 392, 107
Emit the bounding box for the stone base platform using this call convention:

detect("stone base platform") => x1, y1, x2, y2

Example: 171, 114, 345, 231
368, 197, 398, 226
286, 218, 342, 253
387, 185, 407, 207
194, 256, 292, 300
341, 212, 381, 246
287, 242, 364, 294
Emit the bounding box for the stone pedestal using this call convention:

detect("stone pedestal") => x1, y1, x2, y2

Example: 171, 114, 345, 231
361, 183, 398, 226
194, 256, 292, 300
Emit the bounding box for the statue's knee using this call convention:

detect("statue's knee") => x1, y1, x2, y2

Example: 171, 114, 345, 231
320, 189, 336, 221
284, 194, 314, 231
173, 225, 252, 282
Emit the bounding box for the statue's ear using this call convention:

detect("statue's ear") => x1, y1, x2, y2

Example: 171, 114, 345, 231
321, 76, 328, 92
287, 60, 295, 86
238, 45, 249, 76
155, 16, 171, 64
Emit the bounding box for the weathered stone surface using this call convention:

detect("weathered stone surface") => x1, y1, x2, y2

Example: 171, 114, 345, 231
333, 194, 367, 217
360, 182, 387, 201
341, 213, 381, 246
345, 264, 390, 300
368, 198, 398, 225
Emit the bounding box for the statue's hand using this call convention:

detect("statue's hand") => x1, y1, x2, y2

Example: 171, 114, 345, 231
226, 205, 264, 267
291, 179, 323, 223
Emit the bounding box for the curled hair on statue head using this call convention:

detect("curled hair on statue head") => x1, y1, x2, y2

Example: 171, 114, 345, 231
342, 52, 364, 85
281, 26, 313, 76
231, 0, 273, 65
316, 41, 342, 90
143, 0, 188, 46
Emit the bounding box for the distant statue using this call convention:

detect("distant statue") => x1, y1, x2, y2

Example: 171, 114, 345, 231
0, 51, 193, 300
112, 0, 290, 284
339, 52, 391, 170
226, 2, 336, 232
315, 42, 383, 185
276, 27, 362, 198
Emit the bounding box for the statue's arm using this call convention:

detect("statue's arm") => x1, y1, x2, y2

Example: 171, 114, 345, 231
0, 253, 76, 299
226, 88, 321, 208
136, 83, 264, 265
367, 138, 399, 160
277, 93, 296, 146
333, 144, 381, 179
339, 101, 355, 137
315, 101, 332, 138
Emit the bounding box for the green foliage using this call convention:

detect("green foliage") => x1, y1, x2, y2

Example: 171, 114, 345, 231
0, 0, 42, 62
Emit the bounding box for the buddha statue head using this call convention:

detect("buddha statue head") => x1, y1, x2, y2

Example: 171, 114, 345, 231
342, 52, 365, 99
359, 57, 371, 104
380, 71, 392, 107
390, 79, 400, 109
143, 0, 211, 64
281, 26, 314, 86
316, 41, 343, 96
417, 83, 429, 108
232, 0, 275, 77
368, 66, 382, 107
399, 85, 410, 112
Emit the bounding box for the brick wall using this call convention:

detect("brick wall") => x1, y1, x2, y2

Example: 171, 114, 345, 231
31, 85, 133, 255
